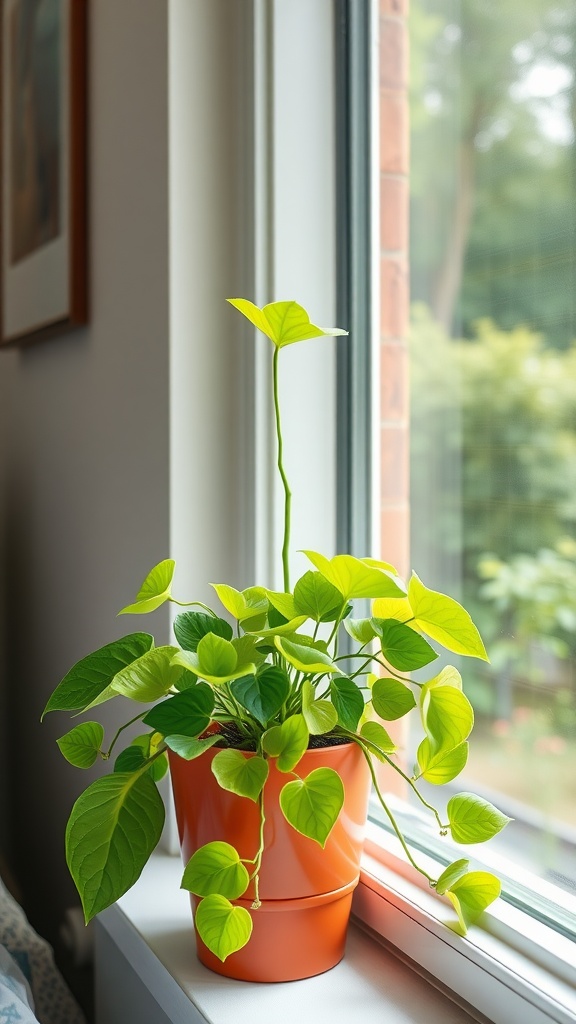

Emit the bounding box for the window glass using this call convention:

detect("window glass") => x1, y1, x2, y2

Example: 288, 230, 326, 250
399, 0, 576, 897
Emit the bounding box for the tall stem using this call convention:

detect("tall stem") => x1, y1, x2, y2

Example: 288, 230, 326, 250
273, 347, 292, 592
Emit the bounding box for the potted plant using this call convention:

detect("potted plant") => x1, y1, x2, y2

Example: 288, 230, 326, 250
43, 299, 509, 982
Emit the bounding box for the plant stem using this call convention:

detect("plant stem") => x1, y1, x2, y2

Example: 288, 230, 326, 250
169, 598, 219, 617
103, 710, 148, 759
273, 347, 292, 593
361, 746, 435, 883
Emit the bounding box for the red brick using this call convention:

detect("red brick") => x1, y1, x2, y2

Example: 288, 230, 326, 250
379, 89, 409, 174
380, 504, 410, 579
380, 257, 408, 339
380, 0, 408, 16
380, 175, 408, 253
380, 424, 409, 504
381, 341, 408, 421
380, 17, 408, 89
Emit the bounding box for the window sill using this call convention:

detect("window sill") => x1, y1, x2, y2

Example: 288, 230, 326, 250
95, 851, 483, 1024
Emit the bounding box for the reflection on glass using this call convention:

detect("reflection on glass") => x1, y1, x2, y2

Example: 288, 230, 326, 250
409, 0, 576, 893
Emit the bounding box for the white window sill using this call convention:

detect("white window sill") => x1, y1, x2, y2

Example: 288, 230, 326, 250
95, 850, 484, 1024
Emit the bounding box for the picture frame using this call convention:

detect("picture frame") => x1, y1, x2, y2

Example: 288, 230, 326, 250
0, 0, 87, 347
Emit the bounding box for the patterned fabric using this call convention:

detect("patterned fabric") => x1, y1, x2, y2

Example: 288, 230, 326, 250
0, 879, 85, 1024
0, 944, 36, 1024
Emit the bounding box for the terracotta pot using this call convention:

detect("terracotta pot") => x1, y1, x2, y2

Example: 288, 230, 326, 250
169, 741, 371, 982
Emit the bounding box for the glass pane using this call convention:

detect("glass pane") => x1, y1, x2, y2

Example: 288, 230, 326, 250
408, 0, 576, 896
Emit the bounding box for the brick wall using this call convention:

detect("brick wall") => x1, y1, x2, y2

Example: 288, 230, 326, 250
379, 0, 409, 580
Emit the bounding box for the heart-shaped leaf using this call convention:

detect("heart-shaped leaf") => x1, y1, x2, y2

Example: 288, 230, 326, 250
182, 842, 250, 900
42, 633, 154, 717
211, 584, 268, 627
104, 647, 181, 705
119, 559, 176, 615
265, 590, 299, 621
416, 738, 469, 784
371, 678, 416, 720
195, 894, 253, 961
173, 643, 253, 686
230, 667, 290, 726
245, 616, 308, 639
275, 636, 339, 674
435, 859, 470, 896
445, 872, 501, 932
173, 612, 232, 652
374, 619, 438, 672
164, 734, 220, 760
447, 793, 512, 845
57, 722, 104, 769
303, 551, 405, 601
228, 298, 348, 349
66, 772, 165, 923
371, 595, 413, 622
408, 574, 488, 661
293, 571, 345, 622
359, 721, 397, 758
421, 685, 474, 754
212, 750, 269, 801
279, 768, 344, 847
343, 618, 377, 644
330, 677, 365, 731
262, 715, 309, 772
301, 680, 338, 735
144, 683, 215, 737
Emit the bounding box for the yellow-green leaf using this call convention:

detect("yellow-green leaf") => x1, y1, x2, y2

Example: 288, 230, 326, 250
262, 715, 309, 772
57, 722, 104, 769
301, 680, 338, 735
118, 559, 175, 615
303, 551, 405, 601
408, 574, 489, 661
275, 636, 339, 674
445, 872, 501, 932
182, 842, 250, 900
435, 859, 470, 896
421, 685, 474, 755
279, 768, 344, 847
416, 738, 469, 784
447, 793, 512, 845
195, 894, 253, 961
228, 298, 348, 349
211, 750, 269, 802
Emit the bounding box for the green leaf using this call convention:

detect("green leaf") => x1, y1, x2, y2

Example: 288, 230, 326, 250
445, 872, 501, 932
104, 646, 181, 705
408, 574, 489, 661
164, 734, 220, 759
279, 768, 344, 847
181, 842, 249, 900
301, 680, 338, 735
230, 667, 290, 726
194, 894, 253, 961
343, 618, 377, 644
262, 715, 309, 772
211, 584, 268, 628
228, 297, 347, 349
359, 721, 397, 758
212, 750, 269, 801
113, 743, 169, 781
293, 572, 345, 622
118, 559, 176, 615
265, 591, 299, 621
371, 678, 416, 720
416, 738, 469, 785
66, 772, 165, 922
231, 635, 266, 672
421, 685, 474, 754
447, 793, 512, 845
275, 636, 339, 674
435, 859, 470, 896
330, 677, 365, 731
197, 633, 237, 676
143, 683, 215, 737
57, 722, 104, 769
374, 619, 438, 672
172, 648, 252, 686
173, 612, 232, 652
424, 665, 463, 691
245, 616, 308, 638
303, 551, 405, 601
42, 633, 154, 717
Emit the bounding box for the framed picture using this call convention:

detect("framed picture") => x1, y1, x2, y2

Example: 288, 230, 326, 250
0, 0, 87, 347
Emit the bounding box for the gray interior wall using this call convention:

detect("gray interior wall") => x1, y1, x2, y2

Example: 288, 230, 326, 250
0, 0, 171, 939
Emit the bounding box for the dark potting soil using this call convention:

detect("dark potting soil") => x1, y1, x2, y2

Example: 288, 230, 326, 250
215, 722, 351, 751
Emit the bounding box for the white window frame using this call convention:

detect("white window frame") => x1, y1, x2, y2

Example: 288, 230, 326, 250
167, 1, 576, 1020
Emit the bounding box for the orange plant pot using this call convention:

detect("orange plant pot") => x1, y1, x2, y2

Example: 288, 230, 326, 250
169, 742, 372, 982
